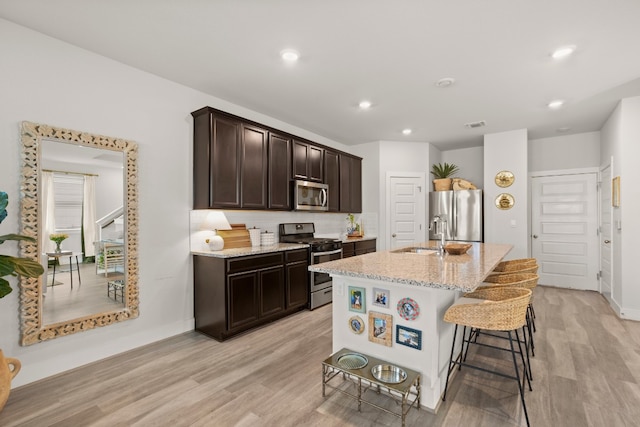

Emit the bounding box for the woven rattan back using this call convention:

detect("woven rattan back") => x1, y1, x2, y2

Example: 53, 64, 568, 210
492, 258, 537, 273
483, 273, 539, 290
444, 287, 531, 331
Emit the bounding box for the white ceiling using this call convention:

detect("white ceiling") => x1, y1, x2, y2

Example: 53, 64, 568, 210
2, 0, 640, 149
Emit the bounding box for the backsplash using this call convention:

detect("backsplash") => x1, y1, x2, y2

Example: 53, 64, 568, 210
189, 210, 378, 252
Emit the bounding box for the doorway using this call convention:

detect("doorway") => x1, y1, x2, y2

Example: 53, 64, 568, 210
530, 169, 599, 290
599, 164, 613, 303
386, 172, 426, 250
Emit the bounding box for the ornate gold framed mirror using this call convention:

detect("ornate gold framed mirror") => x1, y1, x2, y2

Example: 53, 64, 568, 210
19, 121, 139, 345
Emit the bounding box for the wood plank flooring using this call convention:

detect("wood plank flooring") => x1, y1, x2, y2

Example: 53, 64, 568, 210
2, 286, 639, 426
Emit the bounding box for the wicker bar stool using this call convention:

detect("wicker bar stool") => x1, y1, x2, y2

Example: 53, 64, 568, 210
442, 287, 532, 427
492, 258, 538, 273
484, 272, 539, 354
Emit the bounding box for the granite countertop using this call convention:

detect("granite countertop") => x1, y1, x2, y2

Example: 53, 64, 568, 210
192, 243, 308, 258
308, 241, 512, 292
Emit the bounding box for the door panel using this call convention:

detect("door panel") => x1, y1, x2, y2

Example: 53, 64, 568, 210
389, 175, 425, 249
531, 173, 598, 290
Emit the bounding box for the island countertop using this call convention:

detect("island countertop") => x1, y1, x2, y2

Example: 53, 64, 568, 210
309, 241, 512, 292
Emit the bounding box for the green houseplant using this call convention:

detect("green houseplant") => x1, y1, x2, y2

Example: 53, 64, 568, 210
0, 191, 44, 298
430, 162, 459, 191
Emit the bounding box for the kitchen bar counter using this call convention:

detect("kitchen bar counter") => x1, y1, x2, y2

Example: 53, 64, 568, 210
312, 241, 512, 413
309, 241, 511, 292
192, 243, 308, 258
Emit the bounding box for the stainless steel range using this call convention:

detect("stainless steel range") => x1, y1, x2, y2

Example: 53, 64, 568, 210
279, 223, 342, 310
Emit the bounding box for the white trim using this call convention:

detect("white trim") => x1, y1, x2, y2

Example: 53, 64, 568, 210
529, 166, 599, 178
385, 171, 427, 251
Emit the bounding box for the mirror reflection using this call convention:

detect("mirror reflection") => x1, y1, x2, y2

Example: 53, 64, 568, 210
19, 121, 139, 346
41, 140, 126, 324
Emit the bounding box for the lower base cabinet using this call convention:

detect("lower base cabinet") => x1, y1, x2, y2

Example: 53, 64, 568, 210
194, 249, 309, 341
342, 238, 377, 258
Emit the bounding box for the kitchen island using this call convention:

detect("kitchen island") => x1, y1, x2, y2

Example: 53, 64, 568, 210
309, 241, 512, 412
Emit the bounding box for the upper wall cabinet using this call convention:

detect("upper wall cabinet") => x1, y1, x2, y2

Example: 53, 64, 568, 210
340, 154, 362, 213
324, 150, 340, 212
292, 140, 323, 182
193, 109, 242, 209
268, 132, 291, 210
191, 106, 362, 212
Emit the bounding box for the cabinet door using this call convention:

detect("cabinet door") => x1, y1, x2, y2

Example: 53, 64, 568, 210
292, 140, 323, 182
342, 242, 355, 258
268, 133, 291, 209
355, 239, 376, 256
286, 261, 309, 308
308, 145, 324, 182
292, 140, 309, 181
211, 115, 242, 208
259, 266, 285, 317
324, 150, 340, 212
228, 271, 259, 330
241, 124, 268, 209
340, 155, 362, 213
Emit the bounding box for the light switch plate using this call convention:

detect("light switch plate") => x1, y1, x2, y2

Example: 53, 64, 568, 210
335, 282, 344, 296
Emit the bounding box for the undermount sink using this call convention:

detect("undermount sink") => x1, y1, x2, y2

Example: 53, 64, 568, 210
391, 246, 439, 255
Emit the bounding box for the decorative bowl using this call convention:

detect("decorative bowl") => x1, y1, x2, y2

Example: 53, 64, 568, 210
444, 243, 472, 255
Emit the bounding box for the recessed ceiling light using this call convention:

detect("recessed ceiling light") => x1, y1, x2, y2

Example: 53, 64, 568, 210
280, 49, 299, 62
551, 45, 576, 59
402, 129, 412, 135
435, 77, 455, 88
359, 100, 372, 109
548, 99, 565, 109
557, 126, 572, 133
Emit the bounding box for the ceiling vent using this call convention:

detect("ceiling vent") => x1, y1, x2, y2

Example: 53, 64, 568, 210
464, 120, 486, 129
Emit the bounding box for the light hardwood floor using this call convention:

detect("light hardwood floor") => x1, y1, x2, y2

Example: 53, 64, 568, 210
2, 286, 640, 426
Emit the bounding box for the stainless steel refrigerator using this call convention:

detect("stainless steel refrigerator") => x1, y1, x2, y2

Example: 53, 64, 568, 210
429, 190, 483, 242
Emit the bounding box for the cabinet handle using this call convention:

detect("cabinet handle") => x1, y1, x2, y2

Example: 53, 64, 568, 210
324, 289, 332, 294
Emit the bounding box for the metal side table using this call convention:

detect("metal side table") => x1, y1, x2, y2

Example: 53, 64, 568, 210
46, 251, 83, 289
322, 348, 421, 426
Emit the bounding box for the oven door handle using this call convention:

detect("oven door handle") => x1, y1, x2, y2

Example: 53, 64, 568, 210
312, 248, 343, 257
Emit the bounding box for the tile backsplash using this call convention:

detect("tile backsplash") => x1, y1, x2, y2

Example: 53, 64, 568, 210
190, 210, 377, 252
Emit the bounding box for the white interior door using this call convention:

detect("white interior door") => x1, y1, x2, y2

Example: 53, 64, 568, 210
599, 165, 612, 301
388, 174, 425, 250
531, 172, 598, 290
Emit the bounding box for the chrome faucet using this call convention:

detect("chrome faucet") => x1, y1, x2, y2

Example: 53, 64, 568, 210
429, 215, 447, 254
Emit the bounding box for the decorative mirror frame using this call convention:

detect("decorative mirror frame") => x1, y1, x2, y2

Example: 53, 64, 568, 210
19, 121, 139, 345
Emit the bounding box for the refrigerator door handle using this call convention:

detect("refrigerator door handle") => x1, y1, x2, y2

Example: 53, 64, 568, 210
451, 196, 457, 240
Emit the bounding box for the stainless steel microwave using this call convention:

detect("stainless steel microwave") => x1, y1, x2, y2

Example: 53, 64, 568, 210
293, 180, 328, 211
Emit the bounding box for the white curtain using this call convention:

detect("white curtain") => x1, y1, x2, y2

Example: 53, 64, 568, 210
83, 175, 97, 257
41, 171, 56, 254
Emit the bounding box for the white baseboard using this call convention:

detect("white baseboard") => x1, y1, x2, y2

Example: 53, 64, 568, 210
619, 306, 640, 321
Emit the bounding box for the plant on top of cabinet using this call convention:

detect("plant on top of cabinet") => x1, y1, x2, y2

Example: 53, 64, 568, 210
431, 162, 459, 191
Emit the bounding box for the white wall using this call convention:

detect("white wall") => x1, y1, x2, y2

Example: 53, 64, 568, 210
483, 129, 528, 259
0, 19, 351, 387
601, 96, 640, 320
377, 141, 432, 249
529, 132, 601, 172
442, 146, 484, 189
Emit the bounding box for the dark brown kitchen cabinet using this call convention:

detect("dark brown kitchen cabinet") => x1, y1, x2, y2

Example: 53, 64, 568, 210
194, 249, 308, 341
241, 124, 269, 209
293, 140, 323, 182
342, 239, 376, 258
193, 110, 242, 209
268, 132, 291, 210
324, 150, 340, 211
285, 249, 310, 308
340, 154, 362, 213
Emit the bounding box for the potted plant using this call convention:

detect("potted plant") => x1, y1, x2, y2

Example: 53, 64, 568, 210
430, 162, 460, 191
0, 191, 44, 412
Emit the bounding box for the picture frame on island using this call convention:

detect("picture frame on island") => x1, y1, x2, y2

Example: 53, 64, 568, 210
348, 286, 366, 313
396, 325, 422, 350
372, 287, 390, 308
368, 311, 393, 347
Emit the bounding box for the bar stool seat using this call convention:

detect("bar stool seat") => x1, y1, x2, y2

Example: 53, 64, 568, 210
443, 286, 532, 427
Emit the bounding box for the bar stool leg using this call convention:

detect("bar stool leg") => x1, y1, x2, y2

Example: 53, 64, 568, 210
508, 331, 530, 427
442, 324, 459, 401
